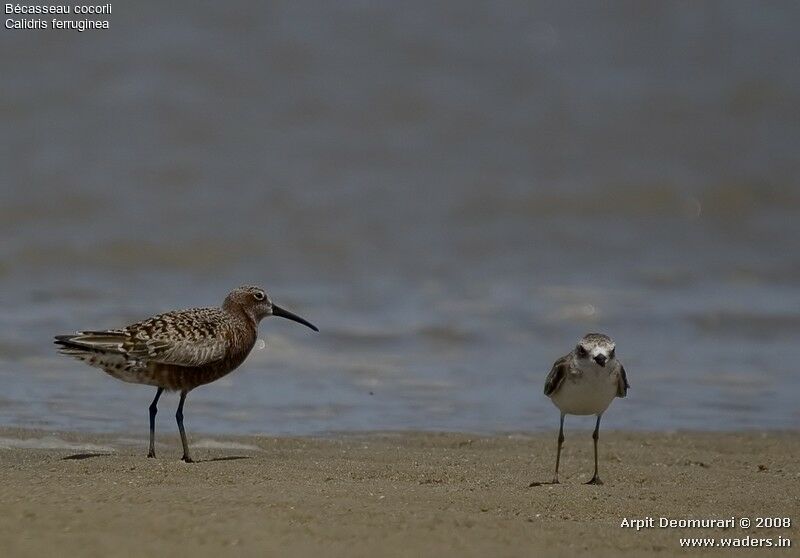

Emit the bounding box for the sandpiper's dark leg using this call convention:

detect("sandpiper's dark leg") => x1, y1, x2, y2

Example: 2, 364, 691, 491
585, 414, 603, 485
552, 412, 565, 484
147, 387, 163, 458
176, 390, 193, 463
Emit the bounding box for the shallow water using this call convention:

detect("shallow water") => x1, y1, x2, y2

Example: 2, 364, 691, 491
1, 2, 799, 434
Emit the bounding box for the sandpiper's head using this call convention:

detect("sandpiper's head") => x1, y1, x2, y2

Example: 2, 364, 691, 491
224, 285, 318, 331
575, 333, 616, 367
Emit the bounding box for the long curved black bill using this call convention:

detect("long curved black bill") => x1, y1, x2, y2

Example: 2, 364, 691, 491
272, 304, 319, 332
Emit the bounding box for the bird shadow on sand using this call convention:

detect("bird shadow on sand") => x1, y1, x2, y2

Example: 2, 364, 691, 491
194, 455, 252, 463
62, 453, 113, 460
528, 480, 560, 487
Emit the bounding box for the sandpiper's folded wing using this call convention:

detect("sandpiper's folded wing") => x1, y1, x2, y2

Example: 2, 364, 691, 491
135, 337, 228, 367
122, 310, 229, 368
544, 354, 570, 396
616, 363, 629, 397
55, 331, 128, 354
56, 308, 231, 369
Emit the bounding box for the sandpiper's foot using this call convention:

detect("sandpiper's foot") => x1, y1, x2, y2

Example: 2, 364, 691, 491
181, 455, 194, 463
584, 476, 603, 485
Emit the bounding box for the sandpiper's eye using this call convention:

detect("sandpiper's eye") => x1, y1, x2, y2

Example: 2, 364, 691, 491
576, 345, 588, 358
253, 291, 265, 301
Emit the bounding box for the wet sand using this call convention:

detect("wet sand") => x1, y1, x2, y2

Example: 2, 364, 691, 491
0, 428, 797, 557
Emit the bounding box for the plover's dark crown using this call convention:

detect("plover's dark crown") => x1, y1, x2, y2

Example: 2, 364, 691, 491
579, 332, 614, 347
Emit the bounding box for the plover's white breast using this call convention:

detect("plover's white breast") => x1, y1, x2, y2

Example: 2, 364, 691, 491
550, 363, 619, 416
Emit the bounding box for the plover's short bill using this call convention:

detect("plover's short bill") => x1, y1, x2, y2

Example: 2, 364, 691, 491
55, 286, 318, 462
542, 333, 629, 484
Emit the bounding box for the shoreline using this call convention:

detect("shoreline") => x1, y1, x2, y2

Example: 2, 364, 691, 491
0, 428, 797, 557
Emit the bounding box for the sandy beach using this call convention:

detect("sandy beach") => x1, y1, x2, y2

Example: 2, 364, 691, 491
0, 428, 796, 557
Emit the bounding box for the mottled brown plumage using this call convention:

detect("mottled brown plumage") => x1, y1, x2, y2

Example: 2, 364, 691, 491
55, 285, 318, 462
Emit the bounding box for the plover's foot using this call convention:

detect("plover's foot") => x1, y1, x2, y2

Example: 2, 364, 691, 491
181, 455, 195, 463
584, 476, 603, 485
147, 451, 156, 458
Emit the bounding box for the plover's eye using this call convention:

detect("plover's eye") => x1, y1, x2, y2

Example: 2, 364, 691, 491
576, 345, 588, 358
609, 348, 615, 359
253, 291, 265, 301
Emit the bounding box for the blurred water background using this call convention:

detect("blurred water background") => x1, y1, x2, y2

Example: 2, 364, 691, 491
1, 1, 799, 434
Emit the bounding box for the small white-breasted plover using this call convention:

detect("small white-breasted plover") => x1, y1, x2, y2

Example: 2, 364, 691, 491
55, 286, 318, 462
543, 333, 629, 484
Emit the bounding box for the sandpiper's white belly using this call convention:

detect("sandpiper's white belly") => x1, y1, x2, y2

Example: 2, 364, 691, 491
550, 365, 618, 416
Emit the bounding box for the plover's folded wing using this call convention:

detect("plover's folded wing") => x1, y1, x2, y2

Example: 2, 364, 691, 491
544, 354, 570, 396
616, 363, 629, 397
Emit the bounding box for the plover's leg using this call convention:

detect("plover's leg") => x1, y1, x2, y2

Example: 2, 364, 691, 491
585, 414, 603, 485
552, 413, 565, 484
147, 387, 164, 458
176, 390, 194, 463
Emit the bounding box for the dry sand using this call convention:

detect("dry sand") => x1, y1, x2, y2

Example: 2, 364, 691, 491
0, 428, 797, 557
